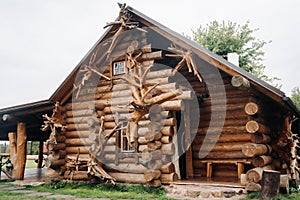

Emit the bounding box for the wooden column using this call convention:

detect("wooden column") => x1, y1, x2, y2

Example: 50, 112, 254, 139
8, 132, 17, 178
184, 102, 194, 178
37, 141, 44, 168
15, 122, 27, 180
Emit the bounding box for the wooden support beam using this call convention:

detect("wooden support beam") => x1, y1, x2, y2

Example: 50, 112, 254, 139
37, 141, 44, 168
184, 102, 193, 178
16, 122, 27, 180
8, 132, 17, 178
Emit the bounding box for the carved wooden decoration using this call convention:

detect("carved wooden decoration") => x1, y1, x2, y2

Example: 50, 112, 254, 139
41, 101, 67, 179
166, 44, 202, 82
104, 3, 147, 60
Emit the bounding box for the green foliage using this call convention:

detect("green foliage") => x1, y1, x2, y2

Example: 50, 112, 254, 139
291, 86, 300, 110
190, 20, 280, 86
43, 180, 68, 189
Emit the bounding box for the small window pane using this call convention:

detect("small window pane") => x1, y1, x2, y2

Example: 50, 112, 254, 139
113, 61, 126, 75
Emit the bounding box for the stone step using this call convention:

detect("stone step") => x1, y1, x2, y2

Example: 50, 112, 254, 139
165, 184, 247, 199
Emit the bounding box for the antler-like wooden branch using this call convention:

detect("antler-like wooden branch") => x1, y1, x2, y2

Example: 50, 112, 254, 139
166, 44, 202, 82
104, 3, 147, 60
73, 49, 111, 98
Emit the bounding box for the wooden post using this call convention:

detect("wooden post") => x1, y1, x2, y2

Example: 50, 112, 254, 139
184, 101, 194, 178
16, 122, 27, 180
37, 141, 44, 168
237, 163, 244, 179
260, 170, 280, 200
206, 162, 212, 178
8, 132, 17, 178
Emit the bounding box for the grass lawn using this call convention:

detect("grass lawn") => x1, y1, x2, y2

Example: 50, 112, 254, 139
25, 159, 38, 168
0, 180, 173, 200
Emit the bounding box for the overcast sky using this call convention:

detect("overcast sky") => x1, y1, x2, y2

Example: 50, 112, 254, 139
0, 0, 299, 109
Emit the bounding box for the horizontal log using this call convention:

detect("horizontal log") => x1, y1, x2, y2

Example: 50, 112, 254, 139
251, 134, 271, 144
193, 151, 249, 159
240, 173, 249, 186
45, 158, 65, 168
161, 143, 175, 155
138, 118, 176, 127
231, 75, 250, 88
160, 162, 175, 173
140, 51, 163, 61
67, 154, 89, 161
246, 165, 273, 182
245, 182, 261, 192
65, 138, 92, 146
160, 173, 178, 184
198, 120, 248, 130
144, 170, 161, 182
244, 102, 259, 116
161, 136, 172, 144
47, 143, 66, 151
251, 156, 273, 167
63, 171, 89, 180
65, 130, 90, 138
56, 135, 66, 143
104, 154, 137, 163
65, 146, 90, 154
194, 133, 252, 144
109, 172, 147, 183
242, 143, 272, 157
193, 142, 244, 152
104, 163, 148, 174
246, 120, 270, 134
197, 126, 248, 135
200, 96, 250, 107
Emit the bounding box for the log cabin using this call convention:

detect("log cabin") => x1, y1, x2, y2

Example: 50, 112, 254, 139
0, 4, 299, 188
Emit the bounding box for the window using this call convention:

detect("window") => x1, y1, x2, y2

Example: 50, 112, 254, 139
120, 129, 135, 153
113, 61, 126, 75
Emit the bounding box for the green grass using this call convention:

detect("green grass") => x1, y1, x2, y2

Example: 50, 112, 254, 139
25, 159, 38, 168
244, 191, 300, 200
23, 181, 173, 200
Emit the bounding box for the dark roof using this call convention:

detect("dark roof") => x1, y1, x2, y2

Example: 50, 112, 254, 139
126, 5, 300, 117
0, 100, 54, 140
1, 4, 299, 126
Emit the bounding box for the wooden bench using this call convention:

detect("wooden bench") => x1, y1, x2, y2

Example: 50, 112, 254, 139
199, 159, 251, 179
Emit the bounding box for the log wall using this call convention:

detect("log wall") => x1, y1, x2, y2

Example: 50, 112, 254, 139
58, 25, 291, 185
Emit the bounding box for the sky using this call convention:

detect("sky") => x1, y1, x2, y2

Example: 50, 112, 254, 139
0, 0, 299, 109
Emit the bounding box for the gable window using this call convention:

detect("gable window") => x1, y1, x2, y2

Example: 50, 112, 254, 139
120, 128, 135, 153
113, 61, 126, 76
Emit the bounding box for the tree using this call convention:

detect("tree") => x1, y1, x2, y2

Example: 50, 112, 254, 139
291, 86, 300, 110
191, 20, 280, 86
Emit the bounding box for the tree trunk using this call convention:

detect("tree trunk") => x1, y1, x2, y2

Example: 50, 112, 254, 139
37, 141, 44, 168
260, 170, 280, 200
15, 122, 27, 180
8, 132, 17, 178
251, 134, 271, 144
